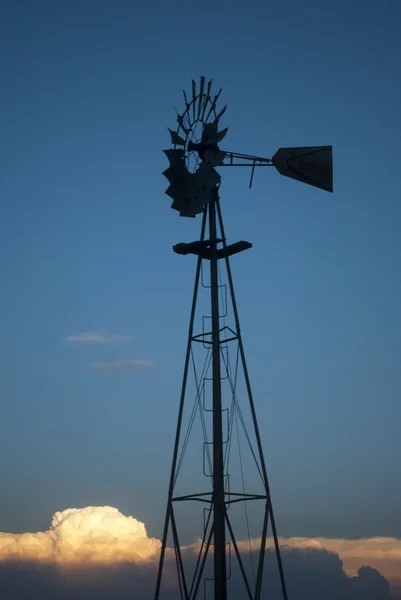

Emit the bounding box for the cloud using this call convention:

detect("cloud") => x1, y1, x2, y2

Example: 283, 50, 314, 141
0, 507, 399, 599
182, 535, 401, 596
0, 507, 160, 564
65, 332, 133, 344
279, 536, 401, 592
88, 359, 153, 371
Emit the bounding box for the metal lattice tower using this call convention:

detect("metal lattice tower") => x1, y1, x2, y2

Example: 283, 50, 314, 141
155, 77, 333, 600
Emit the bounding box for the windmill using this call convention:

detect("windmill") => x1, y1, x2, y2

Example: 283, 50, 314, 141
155, 77, 333, 600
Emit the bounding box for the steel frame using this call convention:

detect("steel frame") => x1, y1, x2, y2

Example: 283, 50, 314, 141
154, 197, 288, 600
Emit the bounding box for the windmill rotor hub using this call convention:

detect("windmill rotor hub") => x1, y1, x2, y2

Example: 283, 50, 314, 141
188, 140, 219, 158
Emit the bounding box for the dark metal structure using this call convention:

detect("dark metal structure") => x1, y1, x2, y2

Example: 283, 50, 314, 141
155, 77, 333, 600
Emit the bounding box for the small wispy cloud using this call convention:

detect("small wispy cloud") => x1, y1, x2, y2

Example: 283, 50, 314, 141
65, 332, 133, 344
89, 360, 153, 371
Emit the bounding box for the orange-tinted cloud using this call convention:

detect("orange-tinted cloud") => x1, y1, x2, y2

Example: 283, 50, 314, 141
278, 536, 401, 595
180, 534, 401, 595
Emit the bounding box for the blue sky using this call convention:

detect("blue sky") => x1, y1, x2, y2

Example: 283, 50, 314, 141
1, 0, 400, 548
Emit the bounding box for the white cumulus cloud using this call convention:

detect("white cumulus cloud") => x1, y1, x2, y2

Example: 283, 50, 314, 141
0, 506, 160, 564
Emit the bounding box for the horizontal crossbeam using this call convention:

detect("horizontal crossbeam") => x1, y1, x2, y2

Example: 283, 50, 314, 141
174, 240, 252, 259
172, 492, 268, 503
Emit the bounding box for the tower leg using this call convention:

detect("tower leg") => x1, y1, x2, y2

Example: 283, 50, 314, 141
154, 209, 207, 600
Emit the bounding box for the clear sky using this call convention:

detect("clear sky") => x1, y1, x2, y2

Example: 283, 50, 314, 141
1, 0, 400, 556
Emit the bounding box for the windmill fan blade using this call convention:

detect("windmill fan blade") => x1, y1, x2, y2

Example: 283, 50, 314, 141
211, 127, 228, 145
215, 104, 227, 120
171, 194, 205, 218
165, 182, 186, 200
162, 167, 178, 184
168, 129, 186, 146
191, 79, 196, 121
176, 114, 190, 134
202, 149, 226, 167
198, 76, 206, 119
165, 172, 193, 200
202, 123, 228, 146
163, 149, 186, 166
162, 150, 187, 185
202, 122, 218, 144
170, 196, 188, 211
195, 162, 222, 188
180, 198, 205, 218
202, 122, 215, 141
201, 79, 213, 121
